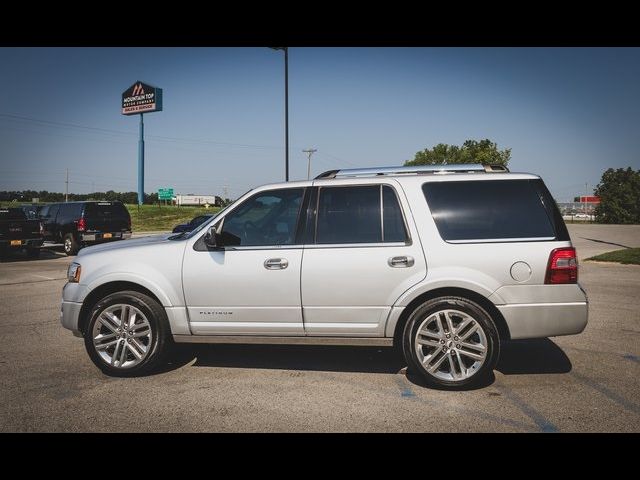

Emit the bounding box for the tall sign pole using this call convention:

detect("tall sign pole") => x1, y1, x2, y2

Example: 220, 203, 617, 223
138, 114, 144, 206
122, 81, 163, 205
284, 47, 289, 182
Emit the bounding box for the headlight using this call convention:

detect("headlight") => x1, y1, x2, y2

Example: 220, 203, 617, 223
67, 262, 82, 283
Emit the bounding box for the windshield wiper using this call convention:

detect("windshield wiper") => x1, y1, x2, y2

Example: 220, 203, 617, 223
168, 231, 188, 240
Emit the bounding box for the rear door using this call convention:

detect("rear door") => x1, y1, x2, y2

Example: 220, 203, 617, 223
301, 180, 427, 336
57, 203, 82, 238
83, 202, 130, 235
40, 204, 60, 241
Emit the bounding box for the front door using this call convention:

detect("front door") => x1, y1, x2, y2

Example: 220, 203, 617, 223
183, 187, 307, 335
301, 182, 427, 336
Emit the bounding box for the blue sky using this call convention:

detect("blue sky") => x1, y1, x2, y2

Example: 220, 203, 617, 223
0, 47, 638, 201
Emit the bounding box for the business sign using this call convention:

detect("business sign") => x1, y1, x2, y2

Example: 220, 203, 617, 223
580, 196, 600, 203
158, 188, 174, 200
122, 81, 163, 115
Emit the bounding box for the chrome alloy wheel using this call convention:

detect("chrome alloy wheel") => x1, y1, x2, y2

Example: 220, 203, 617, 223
64, 237, 72, 253
92, 304, 153, 369
414, 309, 488, 381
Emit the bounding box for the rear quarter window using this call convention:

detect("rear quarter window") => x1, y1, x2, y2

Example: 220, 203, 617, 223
422, 179, 559, 242
84, 202, 129, 218
59, 203, 83, 219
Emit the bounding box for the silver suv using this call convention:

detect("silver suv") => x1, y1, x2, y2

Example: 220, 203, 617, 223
60, 164, 588, 389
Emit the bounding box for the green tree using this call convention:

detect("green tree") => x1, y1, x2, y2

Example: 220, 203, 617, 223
405, 139, 511, 166
594, 167, 640, 224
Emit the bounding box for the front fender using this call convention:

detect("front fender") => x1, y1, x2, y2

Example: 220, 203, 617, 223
83, 271, 177, 306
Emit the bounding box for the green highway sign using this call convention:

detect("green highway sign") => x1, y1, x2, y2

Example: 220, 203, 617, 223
158, 188, 174, 200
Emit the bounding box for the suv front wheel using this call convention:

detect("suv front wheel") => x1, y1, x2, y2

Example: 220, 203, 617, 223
84, 290, 172, 377
402, 296, 499, 389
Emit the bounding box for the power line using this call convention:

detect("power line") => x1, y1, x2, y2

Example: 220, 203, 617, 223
0, 112, 283, 150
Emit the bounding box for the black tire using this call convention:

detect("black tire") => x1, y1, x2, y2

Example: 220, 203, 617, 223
63, 233, 79, 256
402, 296, 499, 390
83, 290, 173, 377
26, 247, 40, 258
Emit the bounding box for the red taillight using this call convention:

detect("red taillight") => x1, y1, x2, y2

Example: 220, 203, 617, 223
77, 217, 86, 232
545, 247, 578, 284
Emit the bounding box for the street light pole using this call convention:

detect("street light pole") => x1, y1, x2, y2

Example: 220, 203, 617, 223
303, 148, 317, 180
270, 47, 289, 182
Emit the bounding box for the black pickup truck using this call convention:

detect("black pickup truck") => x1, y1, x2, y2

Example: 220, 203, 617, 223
0, 207, 43, 258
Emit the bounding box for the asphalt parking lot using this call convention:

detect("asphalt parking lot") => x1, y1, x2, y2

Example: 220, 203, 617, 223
1, 224, 639, 432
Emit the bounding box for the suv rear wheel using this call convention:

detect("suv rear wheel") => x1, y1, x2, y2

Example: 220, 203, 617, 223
402, 296, 499, 389
63, 233, 79, 256
84, 290, 172, 377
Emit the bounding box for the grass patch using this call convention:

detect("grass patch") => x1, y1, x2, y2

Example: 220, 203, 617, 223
126, 204, 220, 232
586, 248, 640, 265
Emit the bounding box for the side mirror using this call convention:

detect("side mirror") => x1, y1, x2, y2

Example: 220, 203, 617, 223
204, 226, 221, 249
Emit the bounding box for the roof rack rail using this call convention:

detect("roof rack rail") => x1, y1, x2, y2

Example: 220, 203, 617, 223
314, 163, 509, 179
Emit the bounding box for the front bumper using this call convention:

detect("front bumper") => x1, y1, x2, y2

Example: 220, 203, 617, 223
61, 282, 87, 336
60, 300, 83, 335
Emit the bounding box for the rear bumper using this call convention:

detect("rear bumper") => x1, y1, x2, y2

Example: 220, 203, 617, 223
497, 302, 588, 339
491, 283, 588, 339
0, 238, 43, 248
81, 232, 132, 242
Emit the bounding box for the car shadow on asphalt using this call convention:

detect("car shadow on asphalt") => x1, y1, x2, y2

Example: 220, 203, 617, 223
160, 337, 572, 382
0, 248, 65, 263
496, 338, 572, 375
168, 344, 406, 374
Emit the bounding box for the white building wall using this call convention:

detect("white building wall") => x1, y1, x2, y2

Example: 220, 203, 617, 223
174, 195, 218, 206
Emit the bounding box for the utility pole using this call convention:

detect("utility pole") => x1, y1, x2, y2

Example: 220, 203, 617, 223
584, 182, 589, 214
269, 47, 289, 181
65, 168, 69, 202
303, 149, 317, 180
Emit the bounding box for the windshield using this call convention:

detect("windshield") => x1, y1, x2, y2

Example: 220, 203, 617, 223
168, 196, 245, 241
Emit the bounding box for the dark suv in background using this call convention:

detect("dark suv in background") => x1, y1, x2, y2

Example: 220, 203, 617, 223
40, 201, 132, 255
0, 207, 43, 258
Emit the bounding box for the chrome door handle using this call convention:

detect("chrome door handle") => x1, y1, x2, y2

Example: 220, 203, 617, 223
388, 256, 414, 268
264, 258, 289, 270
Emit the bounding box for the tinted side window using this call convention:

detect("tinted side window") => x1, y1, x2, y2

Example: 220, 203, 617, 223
221, 188, 304, 246
422, 179, 556, 241
383, 186, 408, 242
47, 204, 60, 220
316, 186, 381, 244
58, 204, 82, 221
